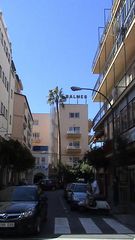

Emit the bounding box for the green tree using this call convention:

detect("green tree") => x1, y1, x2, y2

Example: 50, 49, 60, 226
79, 162, 93, 182
83, 148, 108, 170
47, 86, 66, 179
60, 164, 78, 183
12, 140, 35, 172
0, 139, 35, 185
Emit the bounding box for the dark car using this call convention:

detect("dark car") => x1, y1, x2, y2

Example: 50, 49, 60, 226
0, 185, 48, 235
39, 178, 57, 190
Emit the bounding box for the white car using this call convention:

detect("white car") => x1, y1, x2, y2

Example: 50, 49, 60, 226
69, 183, 88, 210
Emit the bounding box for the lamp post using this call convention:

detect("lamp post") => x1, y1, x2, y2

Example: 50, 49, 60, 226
71, 85, 115, 150
71, 86, 114, 143
71, 86, 116, 202
71, 86, 113, 112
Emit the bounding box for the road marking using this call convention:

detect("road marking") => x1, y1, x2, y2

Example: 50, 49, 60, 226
54, 217, 71, 234
79, 218, 102, 233
103, 218, 134, 233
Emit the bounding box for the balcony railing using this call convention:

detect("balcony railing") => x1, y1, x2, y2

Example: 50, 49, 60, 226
66, 146, 81, 153
67, 131, 81, 138
92, 32, 123, 99
32, 138, 41, 143
92, 9, 112, 70
93, 77, 135, 128
92, 1, 135, 97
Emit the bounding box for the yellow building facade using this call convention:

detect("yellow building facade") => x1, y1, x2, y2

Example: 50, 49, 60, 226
50, 100, 89, 169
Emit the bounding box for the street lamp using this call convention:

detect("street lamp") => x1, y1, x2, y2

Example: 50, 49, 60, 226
71, 86, 113, 112
71, 86, 116, 196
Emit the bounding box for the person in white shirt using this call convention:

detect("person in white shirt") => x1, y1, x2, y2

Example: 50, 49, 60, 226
91, 178, 100, 196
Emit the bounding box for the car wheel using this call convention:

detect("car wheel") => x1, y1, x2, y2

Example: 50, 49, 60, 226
34, 217, 41, 234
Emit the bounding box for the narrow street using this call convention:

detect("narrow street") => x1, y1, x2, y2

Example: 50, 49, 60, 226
38, 189, 135, 238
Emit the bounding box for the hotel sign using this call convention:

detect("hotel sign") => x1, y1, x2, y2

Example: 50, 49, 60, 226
65, 95, 87, 99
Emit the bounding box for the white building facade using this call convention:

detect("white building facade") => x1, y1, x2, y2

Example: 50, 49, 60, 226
0, 12, 15, 139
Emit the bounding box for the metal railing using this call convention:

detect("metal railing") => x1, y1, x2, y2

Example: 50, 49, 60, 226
92, 9, 112, 70
93, 77, 135, 128
92, 1, 135, 98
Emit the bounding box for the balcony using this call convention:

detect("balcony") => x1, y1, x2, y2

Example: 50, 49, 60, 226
92, 9, 112, 72
92, 32, 124, 100
66, 146, 81, 154
92, 1, 135, 98
93, 77, 135, 129
66, 131, 81, 138
32, 138, 41, 144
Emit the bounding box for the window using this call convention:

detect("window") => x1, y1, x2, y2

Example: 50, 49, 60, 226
1, 32, 3, 45
68, 126, 80, 133
4, 40, 6, 52
33, 132, 40, 138
4, 76, 7, 88
2, 71, 4, 83
120, 106, 128, 132
5, 109, 8, 119
33, 119, 39, 125
9, 115, 12, 125
11, 89, 13, 99
75, 112, 80, 118
0, 102, 3, 114
6, 81, 9, 92
69, 141, 80, 148
69, 112, 74, 118
69, 156, 79, 165
33, 146, 48, 151
69, 112, 80, 118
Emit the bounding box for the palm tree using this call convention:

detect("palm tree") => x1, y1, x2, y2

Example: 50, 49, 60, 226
47, 86, 66, 180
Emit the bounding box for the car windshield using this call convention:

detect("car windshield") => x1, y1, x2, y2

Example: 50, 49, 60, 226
0, 186, 38, 202
74, 184, 87, 192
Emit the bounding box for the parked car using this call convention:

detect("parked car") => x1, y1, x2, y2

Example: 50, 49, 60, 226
69, 183, 88, 210
0, 185, 48, 235
39, 178, 57, 190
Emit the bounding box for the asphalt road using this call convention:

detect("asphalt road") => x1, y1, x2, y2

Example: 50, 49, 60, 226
39, 189, 135, 237
0, 189, 134, 240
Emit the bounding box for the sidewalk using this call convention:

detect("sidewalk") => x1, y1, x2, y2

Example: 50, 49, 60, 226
111, 205, 135, 230
114, 213, 135, 229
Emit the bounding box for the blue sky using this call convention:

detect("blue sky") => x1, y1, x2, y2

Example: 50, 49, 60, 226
0, 0, 112, 119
